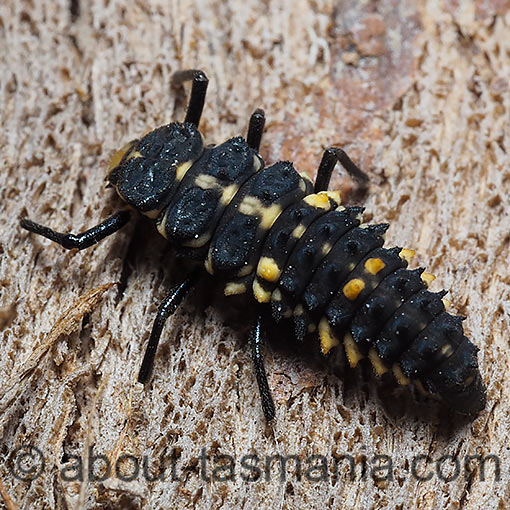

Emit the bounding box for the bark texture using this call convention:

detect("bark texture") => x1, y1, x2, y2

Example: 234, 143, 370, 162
0, 1, 509, 509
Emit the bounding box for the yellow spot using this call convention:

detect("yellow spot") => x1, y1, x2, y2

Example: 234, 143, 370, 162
237, 264, 253, 277
365, 258, 386, 275
239, 196, 283, 230
271, 288, 282, 301
126, 150, 143, 160
399, 248, 416, 264
463, 375, 475, 387
421, 272, 436, 286
224, 282, 247, 296
183, 232, 211, 248
204, 256, 213, 275
143, 209, 160, 219
440, 343, 454, 358
322, 243, 332, 255
303, 192, 331, 210
299, 171, 313, 184
221, 184, 238, 205
325, 190, 341, 205
368, 348, 388, 376
292, 224, 306, 239
260, 204, 282, 229
298, 179, 307, 192
392, 364, 410, 386
344, 332, 363, 367
294, 305, 304, 316
442, 297, 451, 310
176, 161, 193, 181
156, 211, 168, 238
195, 174, 218, 189
253, 280, 271, 303
283, 309, 293, 319
239, 195, 262, 216
108, 141, 135, 171
257, 257, 281, 282
343, 279, 365, 300
253, 155, 263, 171
319, 317, 339, 355
415, 380, 429, 396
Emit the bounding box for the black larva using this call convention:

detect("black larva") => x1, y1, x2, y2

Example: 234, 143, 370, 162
20, 69, 486, 420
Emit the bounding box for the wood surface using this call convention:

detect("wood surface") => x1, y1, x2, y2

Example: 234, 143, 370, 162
0, 1, 509, 509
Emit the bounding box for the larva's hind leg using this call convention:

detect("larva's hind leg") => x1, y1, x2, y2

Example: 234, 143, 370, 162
138, 269, 200, 384
249, 315, 276, 421
314, 147, 369, 194
246, 109, 265, 152
172, 69, 209, 127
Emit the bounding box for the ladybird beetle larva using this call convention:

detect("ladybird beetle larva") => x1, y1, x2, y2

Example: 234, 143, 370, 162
20, 69, 486, 420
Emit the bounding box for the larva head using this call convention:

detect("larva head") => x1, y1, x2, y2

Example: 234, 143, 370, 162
107, 122, 203, 217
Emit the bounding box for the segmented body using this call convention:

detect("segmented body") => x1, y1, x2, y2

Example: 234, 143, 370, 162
107, 121, 486, 415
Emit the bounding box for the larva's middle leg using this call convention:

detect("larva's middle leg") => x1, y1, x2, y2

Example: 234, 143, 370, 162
314, 147, 369, 194
138, 269, 200, 384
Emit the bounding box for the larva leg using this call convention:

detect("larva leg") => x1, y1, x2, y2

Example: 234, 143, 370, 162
249, 315, 276, 421
172, 69, 209, 127
314, 147, 369, 193
246, 108, 265, 152
138, 269, 200, 384
20, 210, 131, 250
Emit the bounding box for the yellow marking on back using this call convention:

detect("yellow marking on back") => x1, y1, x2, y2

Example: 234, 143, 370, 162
322, 243, 332, 255
257, 257, 281, 282
292, 224, 306, 239
108, 141, 135, 171
260, 204, 282, 229
343, 278, 365, 300
421, 272, 436, 286
253, 279, 271, 303
319, 317, 339, 355
237, 264, 253, 277
368, 347, 388, 376
399, 248, 416, 264
156, 211, 168, 238
239, 195, 262, 216
344, 332, 363, 367
294, 304, 304, 316
303, 192, 331, 210
271, 288, 282, 301
392, 363, 410, 386
183, 232, 211, 248
299, 179, 307, 192
195, 174, 218, 190
221, 184, 239, 205
415, 380, 429, 396
365, 258, 386, 275
299, 171, 313, 184
204, 256, 213, 275
253, 155, 263, 171
176, 161, 193, 181
126, 150, 143, 160
442, 297, 451, 310
143, 209, 160, 219
224, 282, 247, 296
440, 343, 454, 358
325, 190, 341, 205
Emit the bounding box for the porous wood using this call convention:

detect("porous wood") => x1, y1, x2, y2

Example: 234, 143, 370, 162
0, 1, 509, 509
